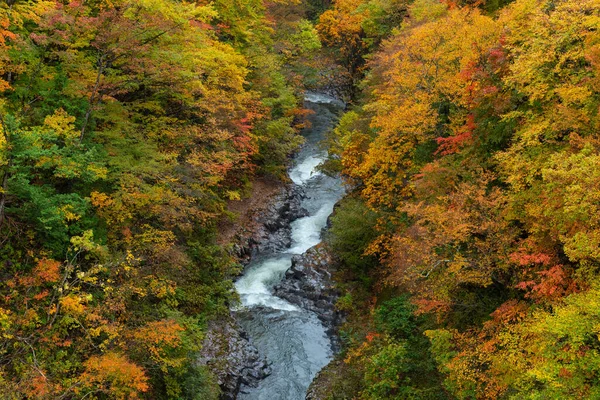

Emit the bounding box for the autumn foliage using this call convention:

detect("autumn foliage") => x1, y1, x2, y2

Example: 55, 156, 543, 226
321, 0, 600, 397
0, 0, 320, 398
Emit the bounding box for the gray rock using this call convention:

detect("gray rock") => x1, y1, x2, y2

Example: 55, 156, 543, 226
273, 245, 345, 353
233, 184, 308, 265
198, 316, 272, 400
205, 178, 346, 399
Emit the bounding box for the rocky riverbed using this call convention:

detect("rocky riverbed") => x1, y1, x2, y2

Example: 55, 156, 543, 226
199, 92, 346, 400
199, 183, 310, 400
232, 184, 308, 263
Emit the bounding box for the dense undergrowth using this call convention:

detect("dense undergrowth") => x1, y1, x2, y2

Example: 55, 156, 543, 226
318, 0, 600, 398
0, 0, 332, 398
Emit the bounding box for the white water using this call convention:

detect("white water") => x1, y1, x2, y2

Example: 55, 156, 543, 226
303, 92, 346, 107
234, 255, 297, 311
289, 201, 336, 254
235, 93, 345, 399
289, 155, 323, 185
234, 151, 327, 310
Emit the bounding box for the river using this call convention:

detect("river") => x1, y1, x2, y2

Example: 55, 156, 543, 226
234, 93, 345, 399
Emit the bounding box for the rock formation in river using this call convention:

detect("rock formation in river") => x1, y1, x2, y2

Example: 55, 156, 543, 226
274, 245, 345, 353
198, 318, 272, 400
232, 184, 308, 264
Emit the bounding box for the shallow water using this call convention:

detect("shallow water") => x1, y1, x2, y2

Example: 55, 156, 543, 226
235, 93, 345, 400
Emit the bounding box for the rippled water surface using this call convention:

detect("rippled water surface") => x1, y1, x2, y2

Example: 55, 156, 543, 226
235, 93, 345, 400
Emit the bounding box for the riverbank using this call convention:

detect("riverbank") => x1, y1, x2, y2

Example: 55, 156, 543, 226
200, 180, 308, 399
234, 94, 345, 400
200, 93, 347, 400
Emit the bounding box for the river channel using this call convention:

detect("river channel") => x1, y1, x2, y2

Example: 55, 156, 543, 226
234, 93, 345, 399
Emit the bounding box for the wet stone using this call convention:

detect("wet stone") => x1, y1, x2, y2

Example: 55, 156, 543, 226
273, 246, 345, 354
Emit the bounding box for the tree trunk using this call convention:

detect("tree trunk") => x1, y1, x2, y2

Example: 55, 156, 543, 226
0, 157, 11, 228
0, 116, 11, 228
80, 53, 106, 143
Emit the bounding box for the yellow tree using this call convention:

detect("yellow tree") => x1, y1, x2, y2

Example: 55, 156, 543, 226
357, 0, 500, 208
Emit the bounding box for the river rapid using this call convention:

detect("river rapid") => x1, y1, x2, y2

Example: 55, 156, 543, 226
234, 93, 345, 399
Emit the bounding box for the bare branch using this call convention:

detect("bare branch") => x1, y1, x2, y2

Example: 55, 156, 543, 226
420, 259, 451, 278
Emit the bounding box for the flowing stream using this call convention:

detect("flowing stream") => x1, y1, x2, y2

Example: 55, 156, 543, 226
234, 93, 345, 399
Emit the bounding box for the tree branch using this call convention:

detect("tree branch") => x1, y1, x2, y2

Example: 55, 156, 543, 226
420, 259, 450, 278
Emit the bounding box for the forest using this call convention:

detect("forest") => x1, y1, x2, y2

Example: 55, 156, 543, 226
316, 0, 600, 398
1, 0, 600, 399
